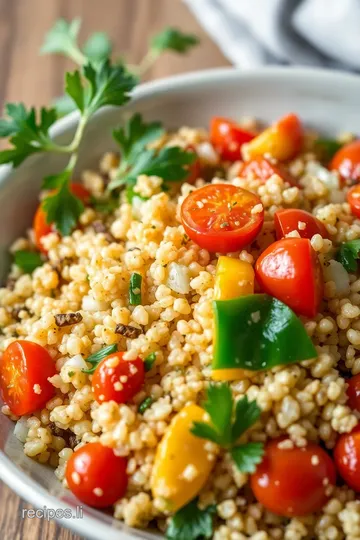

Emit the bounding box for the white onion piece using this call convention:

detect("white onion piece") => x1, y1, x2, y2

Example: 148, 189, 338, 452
132, 196, 144, 220
82, 295, 108, 312
306, 162, 340, 190
167, 263, 190, 294
14, 416, 29, 443
323, 260, 350, 294
195, 142, 219, 166
63, 354, 88, 371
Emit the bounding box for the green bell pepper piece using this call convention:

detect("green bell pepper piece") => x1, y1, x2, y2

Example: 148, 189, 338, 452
213, 294, 317, 372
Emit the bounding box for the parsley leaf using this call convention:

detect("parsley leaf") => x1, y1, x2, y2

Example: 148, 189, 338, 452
83, 32, 112, 64
230, 442, 264, 474
82, 344, 118, 374
41, 18, 86, 65
152, 28, 200, 54
194, 383, 232, 445
144, 352, 156, 371
14, 250, 43, 273
42, 180, 84, 236
166, 498, 215, 540
315, 138, 343, 162
90, 194, 119, 214
337, 239, 360, 273
232, 395, 262, 442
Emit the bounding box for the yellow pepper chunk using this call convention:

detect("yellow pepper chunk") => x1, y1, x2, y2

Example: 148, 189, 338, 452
214, 256, 254, 301
211, 368, 254, 381
151, 404, 217, 512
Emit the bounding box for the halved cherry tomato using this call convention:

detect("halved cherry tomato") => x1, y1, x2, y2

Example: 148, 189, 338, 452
347, 184, 360, 219
210, 117, 255, 162
274, 209, 329, 240
0, 341, 56, 416
334, 425, 360, 492
255, 238, 323, 318
92, 352, 145, 404
66, 442, 128, 508
238, 157, 298, 187
330, 140, 360, 185
33, 183, 91, 252
185, 145, 201, 185
251, 439, 336, 517
181, 184, 264, 253
247, 113, 303, 162
347, 374, 360, 412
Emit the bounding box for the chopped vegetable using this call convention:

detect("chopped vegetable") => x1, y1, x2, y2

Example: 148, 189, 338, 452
54, 312, 83, 327
210, 117, 254, 161
330, 139, 360, 185
66, 442, 128, 508
115, 323, 141, 338
315, 137, 343, 162
347, 185, 360, 219
166, 262, 190, 294
212, 295, 316, 375
129, 272, 142, 305
14, 250, 43, 274
191, 384, 264, 473
251, 438, 336, 517
82, 344, 118, 374
151, 404, 217, 512
180, 184, 264, 253
274, 208, 329, 240
255, 238, 323, 318
346, 374, 360, 412
334, 425, 360, 492
214, 257, 254, 301
323, 260, 350, 294
166, 498, 216, 540
144, 352, 156, 371
238, 157, 298, 186
336, 239, 360, 272
138, 396, 153, 414
246, 113, 303, 161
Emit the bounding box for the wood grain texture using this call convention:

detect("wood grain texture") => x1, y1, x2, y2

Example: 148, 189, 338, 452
0, 0, 228, 539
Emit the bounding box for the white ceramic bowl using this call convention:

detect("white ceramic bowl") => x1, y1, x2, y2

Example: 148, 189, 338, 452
1, 66, 360, 539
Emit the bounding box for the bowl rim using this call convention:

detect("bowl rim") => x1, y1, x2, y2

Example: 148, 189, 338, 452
1, 64, 360, 540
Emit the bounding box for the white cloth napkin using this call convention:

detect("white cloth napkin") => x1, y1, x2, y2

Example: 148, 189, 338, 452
185, 0, 360, 70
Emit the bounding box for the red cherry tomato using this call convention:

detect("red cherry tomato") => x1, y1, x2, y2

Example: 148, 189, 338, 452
0, 341, 56, 416
185, 145, 201, 185
66, 442, 128, 508
274, 209, 329, 240
92, 352, 145, 404
33, 184, 91, 252
238, 157, 298, 187
251, 438, 336, 517
331, 140, 360, 185
334, 425, 360, 492
210, 117, 255, 162
347, 374, 360, 412
347, 184, 360, 219
255, 238, 323, 318
181, 184, 264, 253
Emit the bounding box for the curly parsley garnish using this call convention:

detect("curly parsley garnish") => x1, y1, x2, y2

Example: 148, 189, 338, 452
191, 383, 264, 473
166, 498, 216, 540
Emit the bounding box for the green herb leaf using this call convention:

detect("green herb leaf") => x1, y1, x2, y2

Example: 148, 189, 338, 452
315, 137, 343, 162
230, 442, 265, 473
129, 272, 142, 306
113, 113, 164, 162
125, 186, 149, 204
14, 250, 43, 273
52, 94, 77, 117
83, 32, 112, 63
90, 195, 119, 214
42, 180, 84, 236
144, 352, 156, 371
151, 28, 200, 54
232, 396, 262, 442
337, 239, 360, 273
82, 343, 118, 374
190, 422, 222, 445
139, 396, 153, 414
200, 383, 232, 445
41, 18, 83, 61
166, 498, 215, 540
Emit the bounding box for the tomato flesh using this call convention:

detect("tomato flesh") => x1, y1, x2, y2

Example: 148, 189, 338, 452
238, 157, 298, 187
347, 184, 360, 219
92, 352, 145, 404
181, 184, 264, 253
347, 374, 360, 412
251, 438, 336, 517
66, 442, 128, 508
0, 340, 56, 416
255, 238, 323, 318
334, 425, 360, 492
210, 117, 255, 161
185, 145, 201, 185
274, 209, 329, 240
331, 140, 360, 185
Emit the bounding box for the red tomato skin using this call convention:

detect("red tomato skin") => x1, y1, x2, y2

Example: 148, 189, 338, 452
238, 157, 298, 187
210, 117, 255, 161
181, 184, 264, 254
347, 185, 360, 219
347, 374, 360, 412
331, 140, 360, 185
251, 438, 336, 517
92, 353, 145, 404
66, 442, 128, 508
255, 238, 323, 318
334, 425, 360, 492
274, 209, 329, 240
0, 341, 56, 416
185, 146, 201, 185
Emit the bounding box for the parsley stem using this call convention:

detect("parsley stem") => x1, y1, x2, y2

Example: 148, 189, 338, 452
61, 113, 90, 154
128, 49, 159, 77
66, 45, 87, 66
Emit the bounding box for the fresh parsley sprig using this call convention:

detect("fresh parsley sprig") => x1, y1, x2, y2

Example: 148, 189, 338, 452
166, 498, 216, 540
191, 383, 264, 474
337, 239, 360, 273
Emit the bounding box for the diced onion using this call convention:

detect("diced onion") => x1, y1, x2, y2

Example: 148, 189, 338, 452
82, 295, 109, 312
167, 262, 190, 294
14, 416, 29, 443
323, 260, 350, 294
63, 354, 88, 371
196, 142, 219, 166
306, 162, 340, 190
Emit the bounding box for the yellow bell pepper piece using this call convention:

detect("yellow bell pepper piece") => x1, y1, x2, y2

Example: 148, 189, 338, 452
214, 256, 254, 301
211, 368, 254, 381
151, 404, 217, 512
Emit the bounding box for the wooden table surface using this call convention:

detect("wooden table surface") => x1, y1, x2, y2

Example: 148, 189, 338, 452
0, 0, 228, 538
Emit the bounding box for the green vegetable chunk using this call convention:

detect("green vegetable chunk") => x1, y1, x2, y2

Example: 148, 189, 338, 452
315, 137, 343, 162
138, 396, 153, 414
144, 352, 156, 371
14, 250, 43, 273
337, 239, 360, 273
166, 498, 215, 540
129, 272, 142, 305
213, 294, 317, 372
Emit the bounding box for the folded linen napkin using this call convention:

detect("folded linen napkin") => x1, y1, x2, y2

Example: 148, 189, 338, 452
185, 0, 360, 70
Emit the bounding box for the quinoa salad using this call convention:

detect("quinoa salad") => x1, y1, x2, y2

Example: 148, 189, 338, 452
2, 110, 360, 540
